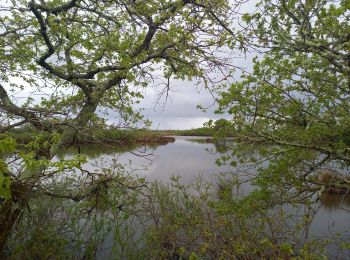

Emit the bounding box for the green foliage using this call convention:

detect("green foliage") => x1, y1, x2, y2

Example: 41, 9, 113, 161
1, 0, 349, 258
0, 0, 231, 191
136, 177, 328, 258
216, 0, 350, 201
0, 136, 16, 201
157, 127, 214, 136
0, 136, 16, 155
213, 118, 230, 131
2, 168, 344, 259
3, 162, 144, 259
0, 171, 11, 201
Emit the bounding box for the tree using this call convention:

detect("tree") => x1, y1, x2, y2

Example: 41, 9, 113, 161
216, 0, 350, 203
214, 118, 230, 131
0, 0, 234, 250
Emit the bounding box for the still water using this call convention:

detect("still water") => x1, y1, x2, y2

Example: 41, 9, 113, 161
55, 136, 350, 257
56, 136, 232, 183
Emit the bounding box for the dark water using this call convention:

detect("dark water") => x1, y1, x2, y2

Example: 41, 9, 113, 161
55, 136, 350, 257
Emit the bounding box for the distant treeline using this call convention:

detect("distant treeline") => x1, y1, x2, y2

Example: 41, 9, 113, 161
153, 127, 214, 137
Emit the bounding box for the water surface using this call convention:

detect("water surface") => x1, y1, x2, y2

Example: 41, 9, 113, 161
55, 136, 350, 257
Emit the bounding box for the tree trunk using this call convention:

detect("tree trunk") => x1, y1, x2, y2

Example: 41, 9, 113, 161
0, 97, 100, 252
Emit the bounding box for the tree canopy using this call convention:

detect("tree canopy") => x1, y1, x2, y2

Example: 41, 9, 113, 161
216, 0, 350, 202
0, 0, 234, 250
1, 0, 350, 258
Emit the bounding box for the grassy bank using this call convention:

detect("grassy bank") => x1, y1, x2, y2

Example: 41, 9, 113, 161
7, 126, 214, 144
7, 127, 173, 145
75, 128, 166, 144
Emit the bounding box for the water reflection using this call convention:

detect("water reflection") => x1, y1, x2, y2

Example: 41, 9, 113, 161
320, 193, 350, 210
55, 136, 233, 184
56, 142, 164, 160
56, 137, 350, 210
54, 136, 350, 256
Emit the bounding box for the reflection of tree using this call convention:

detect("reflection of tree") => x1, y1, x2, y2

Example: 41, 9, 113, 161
320, 193, 350, 210
187, 138, 230, 154
214, 143, 230, 154
55, 143, 161, 160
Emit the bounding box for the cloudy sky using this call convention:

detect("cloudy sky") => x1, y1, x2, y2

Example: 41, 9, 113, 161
135, 0, 258, 130
135, 61, 253, 130
2, 0, 258, 130
137, 80, 225, 130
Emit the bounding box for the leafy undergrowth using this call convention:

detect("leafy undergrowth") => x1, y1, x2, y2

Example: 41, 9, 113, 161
3, 173, 345, 259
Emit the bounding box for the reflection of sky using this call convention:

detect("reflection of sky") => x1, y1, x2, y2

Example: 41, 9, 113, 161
56, 136, 232, 184
55, 136, 350, 258
136, 137, 231, 183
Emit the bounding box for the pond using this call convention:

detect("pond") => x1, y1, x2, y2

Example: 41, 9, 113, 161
55, 136, 231, 183
55, 136, 350, 258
